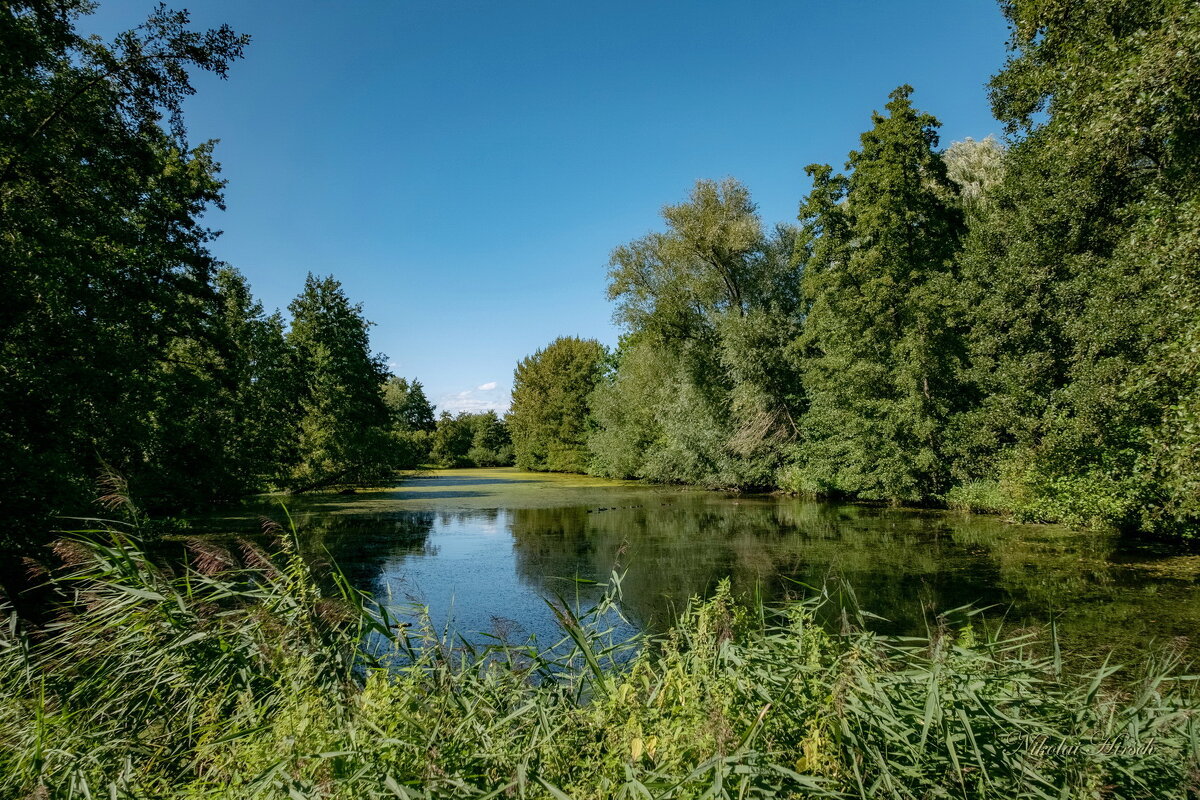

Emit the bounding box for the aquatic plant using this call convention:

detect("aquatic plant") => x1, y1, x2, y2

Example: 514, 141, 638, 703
1, 519, 1196, 798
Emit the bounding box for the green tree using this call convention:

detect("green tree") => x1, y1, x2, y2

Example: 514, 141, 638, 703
952, 0, 1200, 532
286, 274, 397, 490
211, 269, 298, 490
138, 268, 297, 506
594, 179, 804, 487
509, 337, 607, 473
430, 411, 476, 468
383, 377, 437, 433
793, 86, 965, 502
589, 334, 751, 486
468, 410, 513, 467
588, 336, 672, 481
0, 1, 248, 534
383, 376, 437, 468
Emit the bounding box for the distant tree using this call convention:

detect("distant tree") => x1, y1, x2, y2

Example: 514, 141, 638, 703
794, 86, 966, 502
508, 337, 607, 472
430, 411, 475, 468
286, 274, 397, 490
468, 411, 513, 467
383, 376, 437, 468
383, 377, 437, 432
429, 410, 513, 468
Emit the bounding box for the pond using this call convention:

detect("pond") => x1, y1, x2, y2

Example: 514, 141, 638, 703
197, 467, 1200, 664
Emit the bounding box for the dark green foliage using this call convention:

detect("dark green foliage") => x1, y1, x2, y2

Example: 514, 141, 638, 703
285, 275, 399, 490
0, 4, 420, 547
793, 87, 966, 503
212, 269, 300, 491
949, 0, 1200, 532
0, 1, 249, 535
587, 335, 677, 480
431, 410, 514, 468
137, 268, 298, 506
509, 336, 608, 472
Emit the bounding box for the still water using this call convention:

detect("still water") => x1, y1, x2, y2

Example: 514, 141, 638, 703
202, 468, 1200, 662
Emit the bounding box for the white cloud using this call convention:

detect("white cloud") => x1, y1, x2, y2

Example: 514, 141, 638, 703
436, 380, 510, 415
447, 397, 510, 414
438, 387, 511, 415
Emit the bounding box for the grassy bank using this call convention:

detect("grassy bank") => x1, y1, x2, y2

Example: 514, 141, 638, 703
1, 521, 1197, 799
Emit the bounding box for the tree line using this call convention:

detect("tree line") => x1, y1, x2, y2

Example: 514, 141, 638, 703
508, 0, 1200, 538
4, 0, 1196, 542
0, 2, 519, 553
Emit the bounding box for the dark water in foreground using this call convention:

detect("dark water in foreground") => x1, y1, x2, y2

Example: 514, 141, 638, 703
197, 468, 1200, 663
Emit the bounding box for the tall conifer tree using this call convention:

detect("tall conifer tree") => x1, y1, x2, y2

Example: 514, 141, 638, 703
795, 86, 965, 502
286, 275, 396, 489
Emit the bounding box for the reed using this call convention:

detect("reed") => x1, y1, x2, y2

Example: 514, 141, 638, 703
1, 516, 1196, 799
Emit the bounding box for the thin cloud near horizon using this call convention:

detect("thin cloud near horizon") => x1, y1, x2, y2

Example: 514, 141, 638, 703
437, 380, 510, 415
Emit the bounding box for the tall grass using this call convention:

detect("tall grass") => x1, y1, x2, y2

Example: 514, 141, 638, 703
1, 516, 1196, 799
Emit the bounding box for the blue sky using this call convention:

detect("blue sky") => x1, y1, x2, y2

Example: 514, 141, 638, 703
84, 0, 1009, 414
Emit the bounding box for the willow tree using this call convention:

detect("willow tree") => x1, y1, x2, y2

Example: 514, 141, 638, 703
794, 86, 965, 502
591, 178, 803, 487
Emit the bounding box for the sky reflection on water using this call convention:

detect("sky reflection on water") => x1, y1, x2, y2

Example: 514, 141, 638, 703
203, 468, 1200, 662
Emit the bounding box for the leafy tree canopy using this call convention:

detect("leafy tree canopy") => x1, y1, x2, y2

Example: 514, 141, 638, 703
508, 337, 607, 473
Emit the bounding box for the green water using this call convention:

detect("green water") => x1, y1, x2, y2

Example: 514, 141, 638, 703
201, 467, 1200, 662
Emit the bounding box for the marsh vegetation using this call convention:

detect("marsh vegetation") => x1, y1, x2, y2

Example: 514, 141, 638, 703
2, 516, 1196, 799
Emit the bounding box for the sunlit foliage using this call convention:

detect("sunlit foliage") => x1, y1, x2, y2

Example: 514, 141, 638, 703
509, 337, 608, 473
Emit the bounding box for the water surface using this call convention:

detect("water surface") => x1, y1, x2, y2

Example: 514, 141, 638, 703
201, 468, 1200, 662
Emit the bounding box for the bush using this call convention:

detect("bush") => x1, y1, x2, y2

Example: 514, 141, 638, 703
1013, 469, 1144, 529
945, 457, 1145, 529
775, 461, 838, 497
944, 479, 1018, 515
